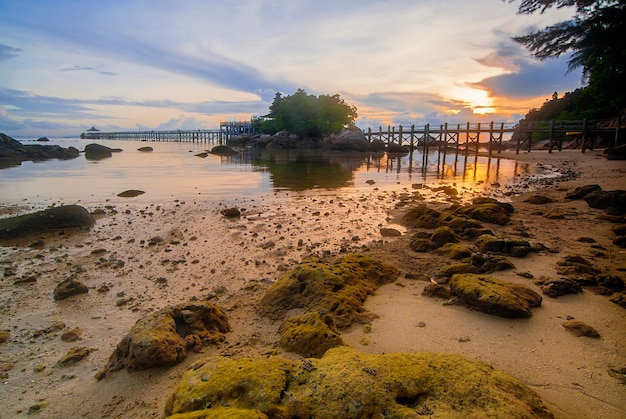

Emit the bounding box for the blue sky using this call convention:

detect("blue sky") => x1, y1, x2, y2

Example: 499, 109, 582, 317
0, 0, 583, 137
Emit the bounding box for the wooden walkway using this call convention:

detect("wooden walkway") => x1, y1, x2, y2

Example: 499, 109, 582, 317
365, 119, 621, 154
81, 118, 621, 155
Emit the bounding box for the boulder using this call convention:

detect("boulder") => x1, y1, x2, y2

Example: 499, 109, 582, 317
421, 283, 452, 299
320, 127, 371, 151
84, 143, 113, 160
57, 346, 95, 366
257, 254, 399, 329
450, 274, 542, 318
278, 312, 344, 358
524, 195, 553, 204
0, 133, 79, 168
137, 146, 153, 152
99, 302, 230, 376
53, 277, 89, 300
401, 205, 441, 229
210, 145, 238, 156
583, 190, 626, 214
605, 143, 626, 160
456, 202, 510, 225
474, 235, 531, 257
565, 184, 602, 200
430, 226, 460, 248
164, 346, 553, 418
0, 205, 95, 242
534, 277, 583, 298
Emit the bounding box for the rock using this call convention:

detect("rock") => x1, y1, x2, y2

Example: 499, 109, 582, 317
57, 346, 95, 366
562, 320, 600, 338
614, 236, 626, 248
450, 274, 542, 318
0, 133, 79, 168
257, 254, 399, 329
583, 190, 626, 214
409, 237, 432, 252
0, 331, 9, 344
456, 202, 510, 225
472, 197, 515, 214
100, 302, 230, 375
470, 254, 516, 273
437, 243, 473, 260
137, 146, 153, 152
612, 225, 626, 236
53, 277, 89, 300
278, 312, 344, 358
386, 142, 408, 153
565, 184, 602, 200
320, 127, 371, 151
117, 189, 145, 198
221, 207, 241, 218
422, 283, 452, 299
438, 263, 481, 279
379, 228, 401, 237
195, 152, 208, 158
606, 143, 626, 160
524, 195, 553, 204
164, 346, 553, 418
36, 137, 49, 142
210, 145, 238, 156
430, 226, 459, 248
84, 143, 114, 160
474, 235, 531, 256
596, 275, 624, 292
534, 277, 583, 298
610, 293, 626, 309
61, 328, 83, 342
0, 204, 95, 242
401, 205, 441, 229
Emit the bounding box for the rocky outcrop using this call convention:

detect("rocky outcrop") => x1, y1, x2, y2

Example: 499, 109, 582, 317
257, 254, 399, 329
450, 274, 542, 318
0, 205, 95, 242
278, 312, 344, 358
0, 133, 79, 168
164, 346, 553, 418
210, 145, 238, 156
583, 189, 626, 215
98, 302, 230, 376
84, 143, 115, 160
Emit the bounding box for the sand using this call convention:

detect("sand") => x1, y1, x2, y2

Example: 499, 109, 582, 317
0, 149, 625, 418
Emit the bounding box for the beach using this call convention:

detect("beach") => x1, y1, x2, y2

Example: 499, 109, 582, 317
1, 148, 625, 418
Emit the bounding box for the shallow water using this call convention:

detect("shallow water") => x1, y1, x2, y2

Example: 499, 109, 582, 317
0, 137, 539, 207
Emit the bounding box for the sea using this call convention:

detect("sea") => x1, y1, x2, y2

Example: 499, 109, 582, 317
0, 137, 540, 208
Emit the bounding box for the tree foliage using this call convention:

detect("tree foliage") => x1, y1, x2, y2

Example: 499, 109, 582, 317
511, 0, 626, 117
258, 89, 358, 138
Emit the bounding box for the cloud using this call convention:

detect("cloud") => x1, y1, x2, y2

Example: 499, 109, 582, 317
59, 66, 117, 76
0, 43, 22, 61
472, 55, 583, 98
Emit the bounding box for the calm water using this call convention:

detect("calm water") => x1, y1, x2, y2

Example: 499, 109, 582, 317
0, 137, 537, 207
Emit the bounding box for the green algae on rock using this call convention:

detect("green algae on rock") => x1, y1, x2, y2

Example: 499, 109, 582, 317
450, 273, 542, 318
166, 407, 268, 418
400, 204, 442, 229
278, 312, 344, 358
99, 302, 230, 376
456, 202, 511, 225
164, 346, 553, 418
257, 254, 400, 329
0, 204, 95, 242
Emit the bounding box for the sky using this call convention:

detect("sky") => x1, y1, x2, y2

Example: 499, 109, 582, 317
0, 0, 584, 137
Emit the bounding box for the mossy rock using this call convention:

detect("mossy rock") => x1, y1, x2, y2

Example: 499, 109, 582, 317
210, 145, 238, 156
442, 216, 485, 238
0, 205, 95, 242
400, 205, 442, 229
456, 203, 510, 225
257, 254, 399, 329
475, 235, 530, 256
165, 355, 295, 417
471, 254, 516, 273
438, 263, 481, 279
409, 237, 432, 252
167, 408, 268, 418
278, 312, 344, 358
430, 226, 460, 248
165, 346, 553, 418
100, 302, 230, 375
437, 243, 473, 260
450, 274, 542, 318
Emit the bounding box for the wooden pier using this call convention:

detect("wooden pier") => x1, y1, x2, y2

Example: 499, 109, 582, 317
364, 119, 621, 154
81, 118, 621, 155
80, 120, 255, 144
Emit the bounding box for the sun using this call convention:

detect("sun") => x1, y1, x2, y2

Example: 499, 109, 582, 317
449, 87, 495, 115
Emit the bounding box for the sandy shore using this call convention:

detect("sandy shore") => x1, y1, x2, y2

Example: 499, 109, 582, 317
1, 149, 625, 418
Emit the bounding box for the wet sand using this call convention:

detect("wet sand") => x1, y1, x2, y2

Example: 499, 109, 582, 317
0, 149, 625, 418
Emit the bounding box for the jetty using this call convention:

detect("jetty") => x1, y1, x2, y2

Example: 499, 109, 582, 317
81, 118, 622, 155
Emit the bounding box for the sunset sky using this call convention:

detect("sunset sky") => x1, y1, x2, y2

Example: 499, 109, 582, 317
0, 0, 583, 137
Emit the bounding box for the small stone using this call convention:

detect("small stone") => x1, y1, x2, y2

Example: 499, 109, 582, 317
562, 320, 600, 338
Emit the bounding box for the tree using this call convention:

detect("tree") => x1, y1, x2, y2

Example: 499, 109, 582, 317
260, 89, 357, 138
511, 0, 626, 117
